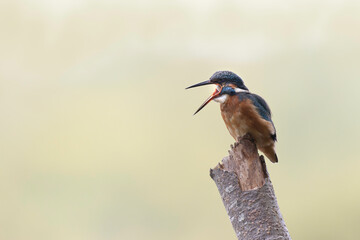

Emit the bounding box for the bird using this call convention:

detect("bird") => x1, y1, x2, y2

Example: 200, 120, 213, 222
186, 71, 278, 163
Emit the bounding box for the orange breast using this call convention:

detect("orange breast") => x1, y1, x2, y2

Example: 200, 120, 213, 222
220, 95, 274, 148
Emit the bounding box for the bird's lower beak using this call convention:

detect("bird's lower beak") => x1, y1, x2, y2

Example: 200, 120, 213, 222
186, 80, 222, 115
193, 87, 221, 115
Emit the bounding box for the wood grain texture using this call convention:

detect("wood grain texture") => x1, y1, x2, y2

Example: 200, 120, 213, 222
210, 134, 291, 240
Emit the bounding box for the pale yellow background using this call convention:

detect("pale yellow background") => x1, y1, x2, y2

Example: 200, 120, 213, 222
1, 0, 360, 239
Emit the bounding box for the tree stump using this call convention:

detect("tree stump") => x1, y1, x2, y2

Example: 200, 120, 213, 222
210, 134, 291, 240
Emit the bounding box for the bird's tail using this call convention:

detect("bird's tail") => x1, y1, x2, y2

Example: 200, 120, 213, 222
260, 145, 278, 163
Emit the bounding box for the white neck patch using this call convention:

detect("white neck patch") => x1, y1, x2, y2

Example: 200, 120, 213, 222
234, 87, 249, 93
213, 87, 249, 104
214, 94, 228, 103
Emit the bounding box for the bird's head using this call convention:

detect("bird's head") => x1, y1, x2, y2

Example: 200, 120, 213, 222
186, 71, 248, 115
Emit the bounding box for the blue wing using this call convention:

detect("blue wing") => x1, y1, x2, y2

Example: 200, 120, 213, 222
248, 94, 272, 121
239, 93, 277, 141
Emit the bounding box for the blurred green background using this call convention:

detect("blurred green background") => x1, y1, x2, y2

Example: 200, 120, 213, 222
1, 0, 360, 239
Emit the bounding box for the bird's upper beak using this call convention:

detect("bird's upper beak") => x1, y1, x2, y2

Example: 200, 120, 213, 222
185, 80, 213, 89
186, 80, 222, 115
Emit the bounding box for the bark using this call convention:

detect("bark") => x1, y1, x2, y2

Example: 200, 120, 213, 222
210, 134, 291, 240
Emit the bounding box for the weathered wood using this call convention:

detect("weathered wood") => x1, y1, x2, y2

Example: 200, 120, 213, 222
210, 134, 291, 240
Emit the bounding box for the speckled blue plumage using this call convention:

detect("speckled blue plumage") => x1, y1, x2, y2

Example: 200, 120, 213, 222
210, 71, 248, 90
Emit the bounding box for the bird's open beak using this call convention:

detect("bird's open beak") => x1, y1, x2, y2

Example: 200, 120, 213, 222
186, 80, 222, 115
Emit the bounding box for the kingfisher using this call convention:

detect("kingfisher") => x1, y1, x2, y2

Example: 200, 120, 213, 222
187, 71, 278, 163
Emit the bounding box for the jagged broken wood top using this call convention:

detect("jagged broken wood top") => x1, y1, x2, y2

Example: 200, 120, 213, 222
211, 133, 267, 191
